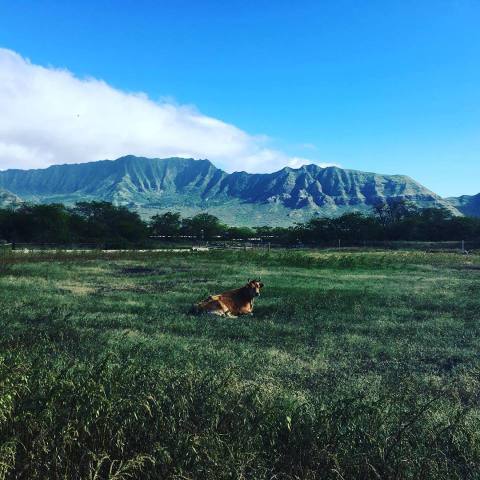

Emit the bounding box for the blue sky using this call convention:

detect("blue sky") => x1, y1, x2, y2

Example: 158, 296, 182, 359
0, 0, 479, 196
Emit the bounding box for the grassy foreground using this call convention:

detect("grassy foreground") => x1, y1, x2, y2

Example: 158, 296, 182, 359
1, 249, 480, 479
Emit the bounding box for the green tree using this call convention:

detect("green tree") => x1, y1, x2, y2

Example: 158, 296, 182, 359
0, 204, 72, 243
374, 199, 417, 227
226, 226, 256, 239
71, 201, 148, 246
149, 212, 182, 237
181, 213, 227, 240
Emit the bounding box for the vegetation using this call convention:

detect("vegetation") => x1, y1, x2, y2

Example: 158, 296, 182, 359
1, 200, 480, 247
0, 155, 459, 226
1, 249, 480, 479
0, 202, 149, 247
292, 205, 480, 244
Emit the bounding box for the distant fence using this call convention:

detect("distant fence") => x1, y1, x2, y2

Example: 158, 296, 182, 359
8, 242, 100, 251
184, 239, 480, 252
150, 238, 480, 252
207, 241, 272, 251
0, 239, 479, 253
298, 240, 480, 252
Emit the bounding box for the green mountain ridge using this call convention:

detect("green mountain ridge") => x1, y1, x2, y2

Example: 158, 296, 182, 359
0, 188, 23, 208
0, 155, 461, 226
446, 194, 480, 218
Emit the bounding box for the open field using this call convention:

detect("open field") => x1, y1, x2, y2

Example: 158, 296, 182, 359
1, 249, 480, 479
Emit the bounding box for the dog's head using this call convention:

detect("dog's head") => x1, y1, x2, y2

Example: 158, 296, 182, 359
247, 279, 264, 297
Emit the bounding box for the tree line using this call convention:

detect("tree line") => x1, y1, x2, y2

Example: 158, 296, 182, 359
0, 200, 479, 247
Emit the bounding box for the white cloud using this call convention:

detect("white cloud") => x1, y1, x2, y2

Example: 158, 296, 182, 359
287, 157, 339, 169
0, 48, 333, 173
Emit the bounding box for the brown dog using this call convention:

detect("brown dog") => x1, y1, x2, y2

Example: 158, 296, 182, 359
194, 279, 264, 317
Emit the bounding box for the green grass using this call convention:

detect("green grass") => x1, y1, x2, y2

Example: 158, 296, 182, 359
1, 249, 480, 479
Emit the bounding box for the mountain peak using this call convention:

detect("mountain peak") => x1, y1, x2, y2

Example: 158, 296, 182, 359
281, 163, 327, 173
447, 193, 480, 217
0, 156, 461, 226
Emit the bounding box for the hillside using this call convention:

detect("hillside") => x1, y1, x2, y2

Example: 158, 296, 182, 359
447, 194, 480, 218
0, 188, 23, 208
0, 156, 459, 225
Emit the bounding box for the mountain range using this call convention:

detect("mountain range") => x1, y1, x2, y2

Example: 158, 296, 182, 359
0, 188, 23, 209
446, 194, 480, 218
0, 155, 474, 225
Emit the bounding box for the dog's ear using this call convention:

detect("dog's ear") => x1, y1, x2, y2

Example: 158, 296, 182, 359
247, 278, 252, 283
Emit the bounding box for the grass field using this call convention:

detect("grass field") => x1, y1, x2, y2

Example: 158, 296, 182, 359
1, 249, 480, 479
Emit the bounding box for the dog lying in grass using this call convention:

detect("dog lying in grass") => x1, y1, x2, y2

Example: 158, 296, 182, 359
194, 279, 264, 317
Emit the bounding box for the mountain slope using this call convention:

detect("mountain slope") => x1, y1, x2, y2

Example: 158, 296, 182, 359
0, 188, 23, 208
447, 194, 480, 217
0, 156, 459, 226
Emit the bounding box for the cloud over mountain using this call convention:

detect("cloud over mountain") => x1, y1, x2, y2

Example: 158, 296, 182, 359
0, 48, 331, 173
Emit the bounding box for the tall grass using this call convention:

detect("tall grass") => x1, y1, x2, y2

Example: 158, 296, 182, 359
1, 249, 480, 479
